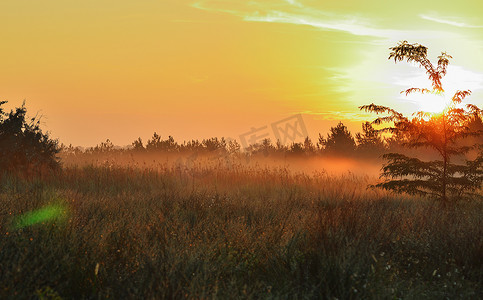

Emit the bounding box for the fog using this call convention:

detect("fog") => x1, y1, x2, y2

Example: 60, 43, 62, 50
60, 150, 383, 178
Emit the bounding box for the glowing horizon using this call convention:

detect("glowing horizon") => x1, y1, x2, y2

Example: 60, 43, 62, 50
1, 0, 482, 147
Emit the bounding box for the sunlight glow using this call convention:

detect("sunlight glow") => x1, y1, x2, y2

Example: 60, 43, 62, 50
2, 1, 483, 146
409, 93, 448, 114
397, 65, 482, 114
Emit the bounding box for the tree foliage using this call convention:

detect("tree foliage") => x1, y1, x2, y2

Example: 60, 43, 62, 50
0, 101, 60, 177
355, 122, 385, 155
131, 137, 144, 151
146, 132, 177, 152
361, 41, 483, 201
320, 122, 356, 155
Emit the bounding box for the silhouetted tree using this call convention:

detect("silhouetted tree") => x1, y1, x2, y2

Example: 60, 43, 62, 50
275, 139, 289, 153
146, 132, 178, 152
131, 137, 144, 151
289, 142, 304, 155
361, 41, 483, 202
320, 122, 356, 155
164, 136, 177, 151
248, 138, 275, 156
183, 139, 203, 152
60, 143, 83, 156
0, 101, 59, 177
303, 136, 316, 154
462, 114, 483, 156
356, 122, 385, 156
227, 139, 241, 155
317, 133, 325, 152
202, 137, 227, 152
90, 139, 114, 153
146, 132, 162, 151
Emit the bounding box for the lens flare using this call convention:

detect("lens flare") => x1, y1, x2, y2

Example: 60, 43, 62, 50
12, 204, 68, 229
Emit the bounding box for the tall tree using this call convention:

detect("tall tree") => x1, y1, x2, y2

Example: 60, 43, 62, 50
361, 41, 482, 202
356, 121, 385, 155
131, 137, 145, 151
303, 136, 316, 154
321, 122, 356, 155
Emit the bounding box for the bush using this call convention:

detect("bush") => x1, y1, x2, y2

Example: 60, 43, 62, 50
0, 101, 60, 177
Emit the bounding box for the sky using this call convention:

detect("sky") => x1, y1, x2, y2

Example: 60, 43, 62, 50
1, 0, 483, 147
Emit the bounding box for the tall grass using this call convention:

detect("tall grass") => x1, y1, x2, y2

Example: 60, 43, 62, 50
0, 163, 481, 299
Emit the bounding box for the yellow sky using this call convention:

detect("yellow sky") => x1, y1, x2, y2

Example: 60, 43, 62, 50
1, 0, 483, 146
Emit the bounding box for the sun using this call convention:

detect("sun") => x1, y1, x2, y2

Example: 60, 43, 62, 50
409, 92, 449, 114
398, 65, 474, 114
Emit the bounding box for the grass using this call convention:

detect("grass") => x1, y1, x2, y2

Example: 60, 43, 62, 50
0, 162, 482, 299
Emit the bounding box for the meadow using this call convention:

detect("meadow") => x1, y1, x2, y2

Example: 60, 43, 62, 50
0, 155, 482, 299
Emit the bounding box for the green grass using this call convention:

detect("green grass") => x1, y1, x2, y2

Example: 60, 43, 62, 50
0, 164, 482, 299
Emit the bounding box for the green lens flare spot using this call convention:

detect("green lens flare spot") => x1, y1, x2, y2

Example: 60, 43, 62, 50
13, 204, 68, 229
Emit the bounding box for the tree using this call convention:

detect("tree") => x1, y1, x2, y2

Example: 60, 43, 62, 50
321, 122, 356, 155
146, 132, 162, 151
202, 137, 226, 152
303, 136, 316, 154
146, 132, 178, 152
275, 139, 289, 153
253, 138, 275, 156
90, 139, 114, 153
131, 137, 145, 151
227, 139, 241, 155
356, 121, 386, 155
183, 139, 203, 152
361, 41, 483, 202
289, 142, 304, 155
0, 101, 60, 177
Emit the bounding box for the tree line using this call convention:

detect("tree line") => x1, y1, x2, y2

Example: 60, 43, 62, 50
60, 120, 417, 158
61, 114, 482, 161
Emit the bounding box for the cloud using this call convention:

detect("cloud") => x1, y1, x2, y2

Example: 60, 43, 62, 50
192, 1, 459, 42
193, 1, 390, 38
244, 11, 463, 42
420, 14, 483, 28
244, 11, 394, 38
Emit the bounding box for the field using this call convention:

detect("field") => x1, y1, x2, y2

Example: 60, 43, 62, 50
0, 158, 482, 299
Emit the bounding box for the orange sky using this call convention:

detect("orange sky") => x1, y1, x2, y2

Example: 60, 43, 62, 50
1, 0, 483, 147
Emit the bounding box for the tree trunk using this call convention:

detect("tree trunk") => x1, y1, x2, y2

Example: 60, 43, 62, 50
442, 155, 447, 202
442, 113, 448, 202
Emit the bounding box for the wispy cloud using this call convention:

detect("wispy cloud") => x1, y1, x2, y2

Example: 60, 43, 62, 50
192, 1, 458, 41
420, 14, 483, 28
245, 11, 462, 41
244, 11, 395, 38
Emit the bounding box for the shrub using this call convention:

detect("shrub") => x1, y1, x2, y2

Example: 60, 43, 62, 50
0, 101, 60, 177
